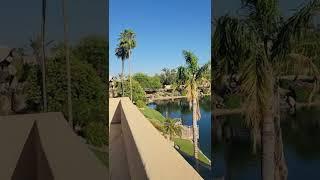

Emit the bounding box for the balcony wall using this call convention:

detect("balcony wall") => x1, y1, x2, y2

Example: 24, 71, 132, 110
109, 97, 203, 180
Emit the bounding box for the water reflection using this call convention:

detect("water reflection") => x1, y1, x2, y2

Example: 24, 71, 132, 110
212, 107, 320, 179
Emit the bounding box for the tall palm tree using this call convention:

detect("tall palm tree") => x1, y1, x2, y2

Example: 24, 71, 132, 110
41, 0, 47, 112
62, 0, 73, 127
177, 50, 209, 168
115, 29, 136, 100
213, 1, 320, 179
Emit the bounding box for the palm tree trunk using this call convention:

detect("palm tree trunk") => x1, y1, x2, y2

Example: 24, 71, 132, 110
262, 102, 275, 180
121, 60, 124, 96
41, 0, 47, 112
129, 58, 133, 101
62, 0, 73, 128
274, 83, 288, 180
192, 97, 199, 170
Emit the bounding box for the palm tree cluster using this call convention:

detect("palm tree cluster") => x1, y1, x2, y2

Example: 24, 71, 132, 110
115, 29, 136, 100
213, 0, 320, 179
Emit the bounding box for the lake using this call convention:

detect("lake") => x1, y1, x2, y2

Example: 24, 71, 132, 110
148, 96, 213, 179
212, 106, 320, 179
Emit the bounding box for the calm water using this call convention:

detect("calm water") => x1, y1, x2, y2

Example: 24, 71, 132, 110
148, 96, 213, 179
212, 107, 320, 179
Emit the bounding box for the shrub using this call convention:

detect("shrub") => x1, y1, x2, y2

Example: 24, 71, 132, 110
25, 57, 106, 129
84, 121, 107, 147
136, 100, 146, 108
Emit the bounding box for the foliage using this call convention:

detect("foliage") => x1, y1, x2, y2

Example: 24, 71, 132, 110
136, 100, 146, 108
213, 0, 320, 178
133, 73, 162, 89
25, 56, 106, 129
115, 29, 136, 60
177, 50, 210, 121
159, 68, 177, 85
84, 121, 108, 147
73, 35, 107, 80
118, 79, 146, 102
163, 118, 182, 140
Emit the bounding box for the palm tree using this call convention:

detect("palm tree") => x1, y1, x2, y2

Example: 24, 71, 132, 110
163, 118, 182, 140
177, 50, 209, 167
41, 0, 47, 112
62, 0, 73, 128
115, 29, 136, 100
213, 1, 320, 179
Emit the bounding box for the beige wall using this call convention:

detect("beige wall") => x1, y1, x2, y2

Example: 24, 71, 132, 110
109, 97, 203, 180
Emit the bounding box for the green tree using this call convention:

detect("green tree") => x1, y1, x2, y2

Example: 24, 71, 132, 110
74, 35, 107, 80
133, 73, 162, 90
115, 29, 136, 100
118, 79, 146, 103
177, 50, 209, 168
26, 57, 106, 135
163, 118, 182, 140
213, 1, 320, 179
159, 68, 177, 86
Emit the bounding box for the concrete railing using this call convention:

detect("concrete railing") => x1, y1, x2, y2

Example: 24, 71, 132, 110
109, 97, 203, 180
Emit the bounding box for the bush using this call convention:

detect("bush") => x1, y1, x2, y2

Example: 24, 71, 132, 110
25, 57, 106, 129
118, 79, 146, 103
136, 100, 146, 108
84, 121, 107, 147
133, 73, 162, 89
73, 35, 107, 79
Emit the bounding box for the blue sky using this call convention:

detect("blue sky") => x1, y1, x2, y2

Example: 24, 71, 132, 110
0, 0, 106, 48
109, 0, 211, 76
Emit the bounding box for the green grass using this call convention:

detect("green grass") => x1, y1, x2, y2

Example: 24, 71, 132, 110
173, 138, 211, 166
90, 147, 108, 167
140, 107, 166, 123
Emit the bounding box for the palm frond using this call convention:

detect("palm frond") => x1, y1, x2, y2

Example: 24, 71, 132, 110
240, 49, 273, 130
182, 50, 199, 75
271, 0, 320, 60
196, 62, 210, 81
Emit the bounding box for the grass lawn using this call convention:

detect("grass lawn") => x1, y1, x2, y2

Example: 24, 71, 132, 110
90, 147, 108, 167
173, 138, 210, 166
140, 107, 166, 123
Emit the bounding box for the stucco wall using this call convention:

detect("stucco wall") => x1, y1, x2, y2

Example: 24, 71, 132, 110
109, 97, 203, 180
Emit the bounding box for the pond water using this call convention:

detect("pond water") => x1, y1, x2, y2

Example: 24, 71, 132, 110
212, 107, 320, 179
148, 96, 213, 179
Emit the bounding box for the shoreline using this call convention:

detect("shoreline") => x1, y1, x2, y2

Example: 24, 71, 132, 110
148, 94, 211, 102
213, 101, 320, 116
